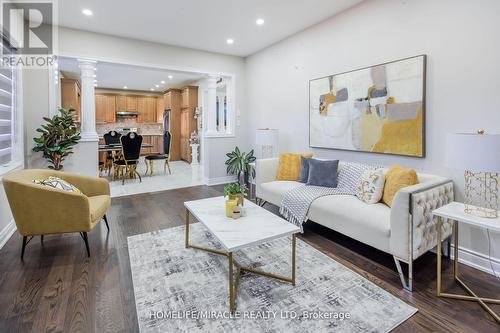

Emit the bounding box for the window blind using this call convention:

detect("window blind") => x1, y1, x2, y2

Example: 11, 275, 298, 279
0, 42, 15, 166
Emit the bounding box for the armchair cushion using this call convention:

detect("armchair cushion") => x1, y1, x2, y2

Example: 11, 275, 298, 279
33, 176, 82, 194
89, 195, 111, 224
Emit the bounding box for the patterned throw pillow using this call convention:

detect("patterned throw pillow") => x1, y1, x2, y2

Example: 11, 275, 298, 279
337, 162, 380, 194
276, 153, 313, 181
33, 176, 82, 194
356, 169, 385, 204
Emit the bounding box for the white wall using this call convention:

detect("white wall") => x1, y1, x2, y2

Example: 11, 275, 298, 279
245, 0, 500, 271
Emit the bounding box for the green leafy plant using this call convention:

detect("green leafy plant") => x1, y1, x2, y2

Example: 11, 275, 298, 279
223, 182, 248, 197
225, 147, 256, 184
32, 107, 81, 170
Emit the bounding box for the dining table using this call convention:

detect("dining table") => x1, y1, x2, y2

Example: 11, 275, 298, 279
98, 143, 153, 152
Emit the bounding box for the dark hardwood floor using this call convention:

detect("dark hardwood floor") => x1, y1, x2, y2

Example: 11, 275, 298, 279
0, 185, 499, 332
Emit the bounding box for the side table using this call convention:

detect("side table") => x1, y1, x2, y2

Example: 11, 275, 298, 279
433, 201, 500, 324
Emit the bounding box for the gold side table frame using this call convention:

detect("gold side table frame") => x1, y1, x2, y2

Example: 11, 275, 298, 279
185, 208, 296, 313
437, 217, 500, 323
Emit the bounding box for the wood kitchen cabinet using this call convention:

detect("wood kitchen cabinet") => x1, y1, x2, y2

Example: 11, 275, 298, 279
140, 135, 152, 155
163, 89, 181, 161
156, 96, 164, 123
95, 94, 116, 123
180, 86, 198, 163
137, 97, 157, 123
116, 95, 127, 111
61, 78, 81, 121
126, 96, 138, 111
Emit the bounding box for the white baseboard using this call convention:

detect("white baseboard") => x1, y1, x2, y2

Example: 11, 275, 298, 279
204, 175, 238, 186
451, 245, 500, 277
0, 219, 16, 249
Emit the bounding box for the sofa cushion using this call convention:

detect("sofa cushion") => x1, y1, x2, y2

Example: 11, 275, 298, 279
259, 181, 303, 206
89, 195, 111, 224
306, 159, 339, 187
383, 165, 418, 207
356, 168, 385, 204
276, 153, 313, 181
299, 156, 312, 183
308, 195, 391, 253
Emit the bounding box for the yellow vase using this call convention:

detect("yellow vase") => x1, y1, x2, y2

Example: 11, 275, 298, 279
225, 199, 238, 218
228, 193, 244, 206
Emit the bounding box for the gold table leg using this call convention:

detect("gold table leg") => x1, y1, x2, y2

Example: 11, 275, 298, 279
436, 217, 500, 323
183, 212, 297, 313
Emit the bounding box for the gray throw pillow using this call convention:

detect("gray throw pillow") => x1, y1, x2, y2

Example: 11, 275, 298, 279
299, 156, 312, 183
306, 159, 339, 187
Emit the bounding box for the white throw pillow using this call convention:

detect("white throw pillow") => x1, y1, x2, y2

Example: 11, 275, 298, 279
356, 169, 385, 204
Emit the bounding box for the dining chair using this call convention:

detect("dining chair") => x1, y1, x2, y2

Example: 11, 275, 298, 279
103, 131, 122, 175
144, 131, 172, 176
114, 132, 143, 185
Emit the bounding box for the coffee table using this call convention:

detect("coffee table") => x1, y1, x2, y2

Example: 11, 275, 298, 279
184, 196, 300, 312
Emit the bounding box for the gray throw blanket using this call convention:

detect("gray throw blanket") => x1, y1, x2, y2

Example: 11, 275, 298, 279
279, 162, 379, 231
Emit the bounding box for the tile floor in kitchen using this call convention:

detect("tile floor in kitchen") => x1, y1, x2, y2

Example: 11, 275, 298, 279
101, 159, 203, 197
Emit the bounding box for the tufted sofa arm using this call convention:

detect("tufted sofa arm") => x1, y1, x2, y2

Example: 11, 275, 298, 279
390, 179, 454, 262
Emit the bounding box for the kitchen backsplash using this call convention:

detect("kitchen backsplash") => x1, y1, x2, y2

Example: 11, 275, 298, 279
97, 118, 163, 136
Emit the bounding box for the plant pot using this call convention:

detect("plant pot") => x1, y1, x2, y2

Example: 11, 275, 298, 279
228, 193, 244, 206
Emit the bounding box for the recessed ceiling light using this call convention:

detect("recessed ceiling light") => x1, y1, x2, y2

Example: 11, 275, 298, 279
226, 38, 234, 45
82, 9, 93, 16
150, 88, 155, 91
155, 84, 159, 88
160, 80, 165, 84
94, 84, 97, 87
256, 18, 264, 25
168, 75, 173, 79
123, 86, 128, 89
93, 74, 96, 78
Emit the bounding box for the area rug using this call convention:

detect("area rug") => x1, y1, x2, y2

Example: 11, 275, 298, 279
128, 223, 417, 332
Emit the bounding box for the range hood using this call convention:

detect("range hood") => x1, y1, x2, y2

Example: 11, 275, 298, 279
116, 111, 138, 117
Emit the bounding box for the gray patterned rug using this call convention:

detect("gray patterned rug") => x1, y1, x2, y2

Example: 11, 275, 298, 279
128, 223, 417, 332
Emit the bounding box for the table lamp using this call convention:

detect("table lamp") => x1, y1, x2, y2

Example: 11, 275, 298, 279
255, 128, 279, 159
446, 130, 500, 218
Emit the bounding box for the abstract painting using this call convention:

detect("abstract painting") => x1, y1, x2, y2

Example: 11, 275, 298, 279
309, 55, 426, 157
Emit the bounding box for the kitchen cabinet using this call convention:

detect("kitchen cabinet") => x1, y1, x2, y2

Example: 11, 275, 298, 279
163, 89, 181, 161
61, 78, 81, 121
140, 135, 152, 155
137, 97, 157, 123
151, 135, 164, 154
156, 96, 164, 123
116, 95, 127, 111
180, 86, 198, 163
126, 96, 138, 111
95, 94, 116, 123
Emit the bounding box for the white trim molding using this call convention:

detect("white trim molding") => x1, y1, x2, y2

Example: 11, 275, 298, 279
451, 245, 500, 277
0, 219, 16, 250
204, 175, 238, 186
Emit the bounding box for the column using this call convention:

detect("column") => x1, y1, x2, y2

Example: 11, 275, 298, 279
78, 59, 98, 141
204, 75, 218, 135
65, 59, 99, 176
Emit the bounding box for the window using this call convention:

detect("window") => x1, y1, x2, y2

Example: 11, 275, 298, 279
0, 40, 20, 170
203, 75, 234, 137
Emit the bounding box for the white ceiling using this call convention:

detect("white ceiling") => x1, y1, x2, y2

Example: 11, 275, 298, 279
58, 57, 204, 92
58, 0, 364, 57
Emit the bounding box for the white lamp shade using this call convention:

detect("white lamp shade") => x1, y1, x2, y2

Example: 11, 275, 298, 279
255, 129, 279, 159
446, 133, 500, 173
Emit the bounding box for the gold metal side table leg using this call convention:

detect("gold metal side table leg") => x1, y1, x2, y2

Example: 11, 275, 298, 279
436, 217, 500, 324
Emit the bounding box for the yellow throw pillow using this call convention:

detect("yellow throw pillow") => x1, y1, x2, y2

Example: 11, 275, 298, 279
276, 153, 313, 181
382, 165, 418, 207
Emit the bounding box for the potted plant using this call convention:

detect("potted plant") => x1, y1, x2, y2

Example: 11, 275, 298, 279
225, 146, 256, 186
223, 182, 248, 206
32, 107, 81, 170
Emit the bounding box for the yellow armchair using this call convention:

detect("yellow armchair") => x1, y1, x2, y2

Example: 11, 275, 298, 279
2, 169, 111, 259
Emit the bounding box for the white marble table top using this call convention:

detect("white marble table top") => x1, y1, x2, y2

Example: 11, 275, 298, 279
433, 202, 500, 233
184, 196, 300, 252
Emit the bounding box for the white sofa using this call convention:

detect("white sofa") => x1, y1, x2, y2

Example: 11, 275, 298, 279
255, 158, 454, 291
